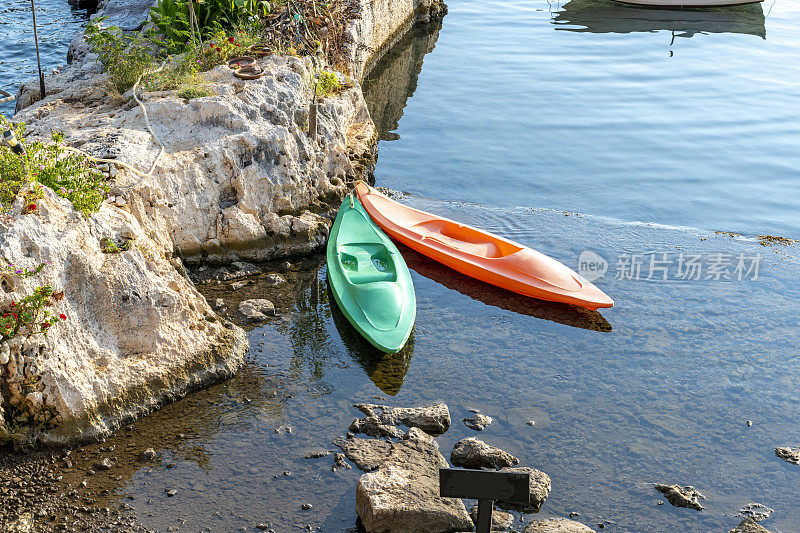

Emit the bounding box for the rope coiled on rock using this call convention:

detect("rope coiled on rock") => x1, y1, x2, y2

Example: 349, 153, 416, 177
60, 58, 170, 188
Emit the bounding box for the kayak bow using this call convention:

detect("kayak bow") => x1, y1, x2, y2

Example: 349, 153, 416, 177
355, 182, 613, 310
326, 194, 416, 353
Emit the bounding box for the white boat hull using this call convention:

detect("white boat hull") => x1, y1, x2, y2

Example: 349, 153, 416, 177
613, 0, 762, 7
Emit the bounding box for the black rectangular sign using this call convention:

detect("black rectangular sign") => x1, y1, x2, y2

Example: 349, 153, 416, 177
439, 468, 530, 505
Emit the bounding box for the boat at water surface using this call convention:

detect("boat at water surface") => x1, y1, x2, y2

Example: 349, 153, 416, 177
326, 194, 416, 353
611, 0, 762, 7
355, 182, 614, 311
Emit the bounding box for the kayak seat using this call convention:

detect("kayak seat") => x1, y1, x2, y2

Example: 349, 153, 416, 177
339, 243, 398, 285
411, 220, 523, 259
352, 282, 404, 331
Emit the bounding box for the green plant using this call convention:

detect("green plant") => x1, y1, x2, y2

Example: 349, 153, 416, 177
315, 70, 344, 97
100, 237, 133, 254
150, 0, 271, 53
85, 17, 158, 92
177, 72, 215, 99
0, 118, 109, 217
0, 284, 65, 341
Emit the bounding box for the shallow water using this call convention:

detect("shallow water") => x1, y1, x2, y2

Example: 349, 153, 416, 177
0, 0, 93, 117
62, 204, 800, 532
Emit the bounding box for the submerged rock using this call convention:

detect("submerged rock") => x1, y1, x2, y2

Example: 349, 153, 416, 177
463, 413, 493, 431
654, 484, 705, 510
351, 402, 451, 436
775, 446, 800, 465
523, 519, 596, 533
450, 437, 519, 470
737, 503, 774, 522
332, 452, 351, 471
729, 518, 771, 533
356, 428, 473, 533
237, 299, 276, 322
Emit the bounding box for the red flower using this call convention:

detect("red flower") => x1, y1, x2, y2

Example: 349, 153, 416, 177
59, 313, 67, 321
42, 322, 51, 329
28, 203, 37, 210
10, 301, 15, 307
228, 36, 234, 43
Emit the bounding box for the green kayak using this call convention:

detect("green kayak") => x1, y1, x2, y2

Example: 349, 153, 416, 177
326, 194, 416, 353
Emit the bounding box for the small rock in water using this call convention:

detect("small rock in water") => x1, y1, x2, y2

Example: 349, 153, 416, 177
301, 503, 313, 510
94, 458, 113, 471
165, 489, 177, 497
729, 518, 771, 533
746, 420, 753, 427
237, 299, 275, 322
303, 449, 331, 459
264, 273, 286, 286
523, 518, 596, 532
737, 503, 774, 522
332, 452, 351, 471
229, 280, 248, 290
654, 483, 705, 510
139, 448, 157, 462
527, 420, 536, 427
775, 446, 800, 464
450, 437, 519, 469
213, 298, 225, 309
569, 512, 580, 518
463, 413, 493, 431
256, 525, 269, 531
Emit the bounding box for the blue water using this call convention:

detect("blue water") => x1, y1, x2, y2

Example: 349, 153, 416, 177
369, 0, 800, 239
0, 0, 92, 117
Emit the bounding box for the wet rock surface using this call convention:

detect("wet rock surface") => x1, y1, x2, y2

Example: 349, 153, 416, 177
237, 299, 276, 322
774, 446, 800, 464
496, 467, 552, 513
333, 436, 392, 472
737, 503, 774, 522
463, 413, 493, 431
355, 428, 473, 533
523, 518, 596, 533
729, 518, 771, 533
654, 483, 705, 510
352, 402, 451, 435
450, 437, 519, 470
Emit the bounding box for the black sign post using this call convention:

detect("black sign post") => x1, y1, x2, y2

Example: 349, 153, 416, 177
439, 468, 530, 533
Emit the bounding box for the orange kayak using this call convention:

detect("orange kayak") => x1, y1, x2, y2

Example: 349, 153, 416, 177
355, 182, 614, 310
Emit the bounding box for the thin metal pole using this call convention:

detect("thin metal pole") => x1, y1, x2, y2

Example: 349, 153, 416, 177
30, 0, 46, 100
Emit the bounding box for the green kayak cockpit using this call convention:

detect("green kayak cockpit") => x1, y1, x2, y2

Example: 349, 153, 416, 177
327, 195, 416, 354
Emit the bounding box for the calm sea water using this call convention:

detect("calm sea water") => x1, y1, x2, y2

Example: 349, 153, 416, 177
0, 0, 93, 116
366, 0, 800, 239
3, 1, 800, 532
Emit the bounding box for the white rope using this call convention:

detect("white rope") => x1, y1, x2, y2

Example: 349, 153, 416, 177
60, 58, 170, 187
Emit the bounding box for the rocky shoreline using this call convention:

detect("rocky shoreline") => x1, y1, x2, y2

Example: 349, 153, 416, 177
1, 0, 446, 449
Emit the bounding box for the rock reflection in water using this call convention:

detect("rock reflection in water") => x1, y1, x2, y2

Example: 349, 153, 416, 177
551, 0, 766, 39
362, 17, 444, 141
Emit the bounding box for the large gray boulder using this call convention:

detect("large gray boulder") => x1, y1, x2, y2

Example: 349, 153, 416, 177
356, 428, 473, 533
450, 437, 519, 469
